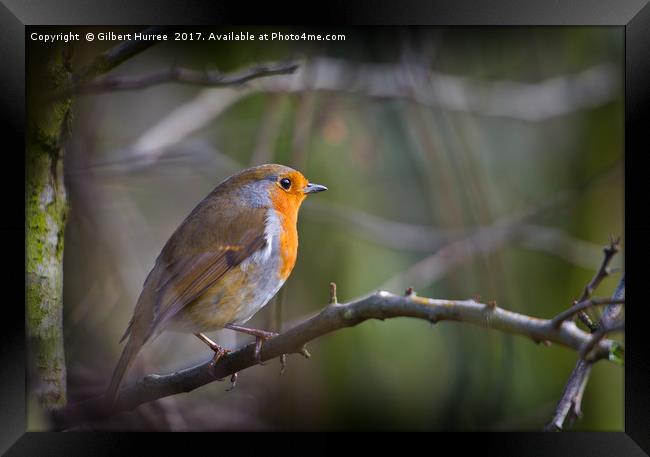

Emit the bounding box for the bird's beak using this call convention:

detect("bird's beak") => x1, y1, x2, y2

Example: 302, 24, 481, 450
303, 183, 328, 194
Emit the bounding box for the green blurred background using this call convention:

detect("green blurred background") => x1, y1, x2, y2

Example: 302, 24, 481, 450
29, 26, 623, 430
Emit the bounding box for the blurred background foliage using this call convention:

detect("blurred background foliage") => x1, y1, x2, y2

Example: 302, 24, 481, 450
29, 26, 623, 430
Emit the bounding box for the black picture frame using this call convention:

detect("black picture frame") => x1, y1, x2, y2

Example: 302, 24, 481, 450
2, 0, 648, 454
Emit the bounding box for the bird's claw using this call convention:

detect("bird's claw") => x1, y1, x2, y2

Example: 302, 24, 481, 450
207, 346, 231, 378
252, 331, 279, 365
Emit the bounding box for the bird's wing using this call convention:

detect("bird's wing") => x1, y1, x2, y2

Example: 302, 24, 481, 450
146, 206, 268, 337
152, 234, 267, 333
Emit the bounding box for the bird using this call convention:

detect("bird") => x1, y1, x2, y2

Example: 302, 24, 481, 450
106, 164, 327, 403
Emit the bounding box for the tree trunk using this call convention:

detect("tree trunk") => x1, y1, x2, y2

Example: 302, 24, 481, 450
25, 47, 72, 410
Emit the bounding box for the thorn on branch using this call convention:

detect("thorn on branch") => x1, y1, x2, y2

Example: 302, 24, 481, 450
571, 401, 583, 420
533, 339, 552, 347
607, 235, 621, 252
405, 287, 415, 296
329, 282, 338, 304
226, 373, 238, 391
486, 300, 497, 310
299, 345, 311, 359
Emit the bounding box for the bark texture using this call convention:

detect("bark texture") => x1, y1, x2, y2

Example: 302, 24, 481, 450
26, 47, 72, 409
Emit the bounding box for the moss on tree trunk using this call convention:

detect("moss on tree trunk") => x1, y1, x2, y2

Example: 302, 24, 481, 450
26, 48, 72, 410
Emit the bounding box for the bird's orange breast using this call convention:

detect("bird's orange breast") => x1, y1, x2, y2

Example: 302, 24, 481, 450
270, 191, 303, 279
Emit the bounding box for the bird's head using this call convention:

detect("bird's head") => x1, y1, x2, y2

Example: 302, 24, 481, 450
225, 164, 327, 216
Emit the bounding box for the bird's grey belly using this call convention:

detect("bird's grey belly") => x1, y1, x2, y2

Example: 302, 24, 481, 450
229, 257, 285, 324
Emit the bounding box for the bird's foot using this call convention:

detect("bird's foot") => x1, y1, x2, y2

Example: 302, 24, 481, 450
251, 331, 280, 364
224, 323, 279, 365
207, 346, 233, 380
209, 345, 230, 366
194, 333, 232, 377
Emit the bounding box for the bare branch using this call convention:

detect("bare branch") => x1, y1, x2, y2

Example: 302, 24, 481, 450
546, 272, 625, 431
574, 237, 620, 331
55, 286, 618, 428
544, 359, 592, 431
80, 61, 299, 93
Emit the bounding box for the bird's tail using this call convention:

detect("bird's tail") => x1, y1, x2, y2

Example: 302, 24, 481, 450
105, 334, 144, 405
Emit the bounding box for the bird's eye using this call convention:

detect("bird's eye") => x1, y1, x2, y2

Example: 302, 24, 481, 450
280, 178, 291, 190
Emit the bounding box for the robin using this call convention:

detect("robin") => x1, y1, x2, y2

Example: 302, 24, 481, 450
106, 164, 327, 403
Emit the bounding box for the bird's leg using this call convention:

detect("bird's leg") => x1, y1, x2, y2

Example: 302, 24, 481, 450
194, 333, 231, 378
224, 323, 279, 364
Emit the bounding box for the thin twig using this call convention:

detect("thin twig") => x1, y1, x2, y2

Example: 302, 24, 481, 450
550, 297, 625, 329
55, 286, 618, 428
574, 237, 620, 331
80, 61, 299, 94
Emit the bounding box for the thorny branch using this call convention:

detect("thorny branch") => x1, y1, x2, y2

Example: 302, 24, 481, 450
55, 286, 620, 429
545, 238, 625, 432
